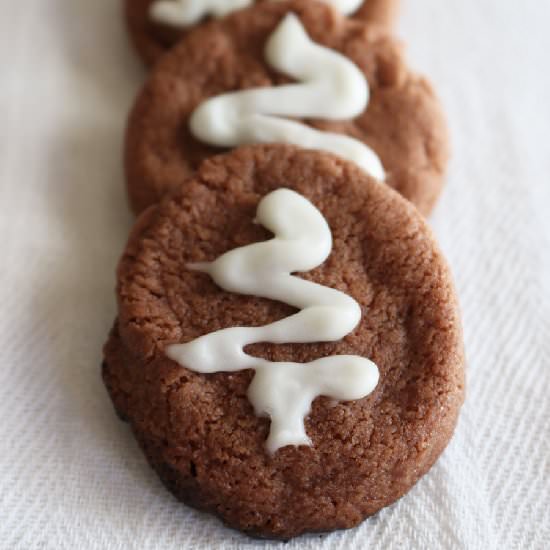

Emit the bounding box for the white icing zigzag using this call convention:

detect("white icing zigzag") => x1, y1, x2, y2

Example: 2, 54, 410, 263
151, 0, 253, 27
189, 13, 385, 180
166, 189, 379, 453
150, 0, 364, 28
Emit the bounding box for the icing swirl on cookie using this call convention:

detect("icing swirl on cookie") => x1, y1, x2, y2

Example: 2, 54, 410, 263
150, 0, 364, 27
151, 0, 253, 27
166, 188, 379, 453
189, 13, 384, 180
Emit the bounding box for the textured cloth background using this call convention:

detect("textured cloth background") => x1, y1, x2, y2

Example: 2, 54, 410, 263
1, 0, 549, 548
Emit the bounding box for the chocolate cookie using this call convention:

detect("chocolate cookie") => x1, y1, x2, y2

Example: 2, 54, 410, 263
125, 0, 401, 66
104, 145, 465, 539
125, 0, 448, 215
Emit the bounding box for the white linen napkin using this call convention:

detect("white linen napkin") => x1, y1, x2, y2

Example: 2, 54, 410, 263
1, 1, 549, 548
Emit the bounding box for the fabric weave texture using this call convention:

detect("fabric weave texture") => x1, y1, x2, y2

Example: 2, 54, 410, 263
0, 0, 549, 548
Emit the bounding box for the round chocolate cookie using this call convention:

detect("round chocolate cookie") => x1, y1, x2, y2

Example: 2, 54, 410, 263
104, 144, 465, 539
125, 0, 401, 66
125, 0, 448, 216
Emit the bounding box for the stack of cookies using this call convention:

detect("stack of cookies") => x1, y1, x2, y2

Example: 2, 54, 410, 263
103, 0, 465, 540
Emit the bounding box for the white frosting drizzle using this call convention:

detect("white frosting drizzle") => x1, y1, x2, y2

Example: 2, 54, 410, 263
150, 0, 364, 27
150, 0, 253, 27
189, 13, 385, 181
166, 189, 379, 453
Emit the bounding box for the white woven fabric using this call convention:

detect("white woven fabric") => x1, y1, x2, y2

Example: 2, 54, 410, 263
1, 0, 549, 548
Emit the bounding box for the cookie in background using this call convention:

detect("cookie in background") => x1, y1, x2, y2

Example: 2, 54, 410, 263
125, 0, 401, 65
125, 0, 448, 215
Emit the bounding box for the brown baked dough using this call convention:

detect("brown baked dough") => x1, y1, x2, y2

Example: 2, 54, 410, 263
125, 0, 448, 216
125, 0, 401, 66
104, 144, 465, 539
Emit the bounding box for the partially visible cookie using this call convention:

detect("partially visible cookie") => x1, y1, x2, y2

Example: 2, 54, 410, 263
104, 144, 465, 540
125, 0, 448, 216
125, 0, 401, 66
